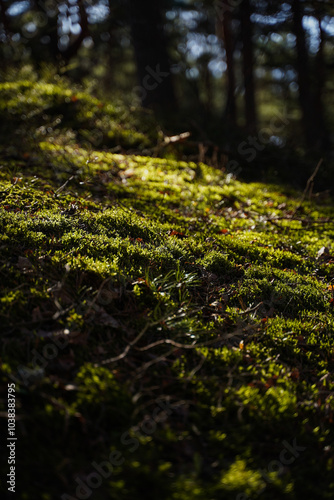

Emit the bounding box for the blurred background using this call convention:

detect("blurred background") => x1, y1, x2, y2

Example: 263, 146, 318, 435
0, 0, 333, 188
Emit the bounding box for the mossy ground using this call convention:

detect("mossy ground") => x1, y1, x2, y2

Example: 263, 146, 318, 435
0, 77, 334, 500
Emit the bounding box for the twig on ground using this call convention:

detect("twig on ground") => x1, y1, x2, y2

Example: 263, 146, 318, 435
292, 158, 323, 216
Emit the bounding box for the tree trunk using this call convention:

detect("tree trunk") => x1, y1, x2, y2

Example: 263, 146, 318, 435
0, 0, 10, 39
216, 7, 237, 130
128, 0, 177, 114
314, 13, 329, 150
240, 0, 257, 134
0, 0, 10, 69
291, 0, 316, 148
62, 0, 89, 62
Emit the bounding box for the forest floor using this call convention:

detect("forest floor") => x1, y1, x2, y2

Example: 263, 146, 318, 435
1, 77, 334, 500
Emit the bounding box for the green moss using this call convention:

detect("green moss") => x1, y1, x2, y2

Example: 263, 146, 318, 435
0, 79, 158, 151
1, 76, 334, 500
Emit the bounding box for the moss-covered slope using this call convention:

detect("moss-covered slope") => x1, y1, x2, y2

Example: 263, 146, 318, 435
0, 80, 334, 500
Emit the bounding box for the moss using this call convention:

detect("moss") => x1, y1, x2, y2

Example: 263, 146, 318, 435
1, 76, 334, 500
0, 79, 159, 151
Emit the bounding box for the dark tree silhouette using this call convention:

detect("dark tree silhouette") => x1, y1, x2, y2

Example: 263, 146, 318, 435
291, 0, 316, 147
62, 0, 89, 62
313, 5, 329, 150
0, 0, 10, 39
240, 0, 257, 134
216, 5, 237, 132
128, 0, 177, 114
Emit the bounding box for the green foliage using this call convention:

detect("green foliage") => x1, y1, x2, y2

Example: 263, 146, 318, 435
0, 77, 159, 152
